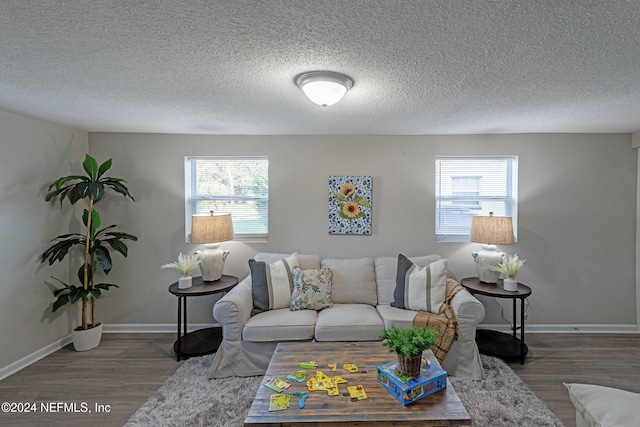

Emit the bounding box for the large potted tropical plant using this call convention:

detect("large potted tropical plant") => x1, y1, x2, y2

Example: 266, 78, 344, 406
41, 154, 137, 351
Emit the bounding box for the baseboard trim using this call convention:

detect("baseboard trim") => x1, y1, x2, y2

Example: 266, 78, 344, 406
102, 323, 220, 333
0, 335, 73, 381
478, 324, 640, 333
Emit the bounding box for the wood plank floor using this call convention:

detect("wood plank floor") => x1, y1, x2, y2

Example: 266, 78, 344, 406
510, 332, 640, 427
0, 333, 638, 426
0, 333, 181, 426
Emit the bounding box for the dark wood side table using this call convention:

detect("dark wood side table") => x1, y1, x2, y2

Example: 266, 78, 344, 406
168, 274, 238, 361
460, 277, 532, 364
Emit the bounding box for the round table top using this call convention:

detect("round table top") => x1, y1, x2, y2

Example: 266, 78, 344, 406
168, 274, 239, 297
460, 277, 532, 298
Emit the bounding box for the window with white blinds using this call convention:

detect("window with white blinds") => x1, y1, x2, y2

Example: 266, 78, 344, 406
435, 156, 517, 242
185, 156, 268, 241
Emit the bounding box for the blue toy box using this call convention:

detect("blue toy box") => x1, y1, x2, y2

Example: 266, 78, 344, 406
376, 360, 447, 405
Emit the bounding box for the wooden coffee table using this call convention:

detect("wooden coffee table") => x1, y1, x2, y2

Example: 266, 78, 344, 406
244, 341, 471, 426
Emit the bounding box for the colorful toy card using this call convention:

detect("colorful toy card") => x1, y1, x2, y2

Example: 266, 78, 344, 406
347, 385, 368, 400
298, 361, 317, 369
269, 394, 291, 411
285, 371, 307, 382
306, 370, 348, 396
343, 363, 358, 372
265, 377, 291, 392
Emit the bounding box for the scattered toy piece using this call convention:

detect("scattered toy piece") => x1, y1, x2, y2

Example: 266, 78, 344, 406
306, 370, 348, 396
285, 371, 307, 382
299, 361, 317, 369
343, 363, 358, 372
265, 377, 290, 392
333, 376, 347, 384
290, 391, 308, 408
328, 363, 337, 371
269, 394, 291, 411
347, 385, 368, 400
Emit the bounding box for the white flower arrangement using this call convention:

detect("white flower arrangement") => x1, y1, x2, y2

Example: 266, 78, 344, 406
161, 252, 200, 276
489, 254, 525, 279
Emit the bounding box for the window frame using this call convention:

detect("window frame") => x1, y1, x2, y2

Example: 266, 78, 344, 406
184, 156, 269, 242
435, 156, 518, 242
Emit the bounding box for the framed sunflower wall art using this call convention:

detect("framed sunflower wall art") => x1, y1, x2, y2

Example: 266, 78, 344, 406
328, 176, 372, 235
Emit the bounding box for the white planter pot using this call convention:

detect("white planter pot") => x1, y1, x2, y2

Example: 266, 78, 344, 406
72, 322, 103, 352
178, 275, 193, 289
503, 278, 518, 292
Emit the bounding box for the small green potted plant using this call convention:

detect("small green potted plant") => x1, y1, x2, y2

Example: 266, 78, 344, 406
379, 325, 438, 377
161, 252, 200, 289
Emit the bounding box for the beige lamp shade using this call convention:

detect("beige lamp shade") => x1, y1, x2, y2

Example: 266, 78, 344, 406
191, 213, 234, 244
470, 215, 514, 245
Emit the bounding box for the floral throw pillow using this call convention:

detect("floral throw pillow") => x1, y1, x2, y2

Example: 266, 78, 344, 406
290, 267, 333, 311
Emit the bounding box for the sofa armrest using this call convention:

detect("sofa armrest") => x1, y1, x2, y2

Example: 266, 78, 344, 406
449, 287, 485, 326
213, 276, 253, 341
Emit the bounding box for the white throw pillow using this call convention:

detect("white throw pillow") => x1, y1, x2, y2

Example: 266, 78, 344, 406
565, 383, 640, 427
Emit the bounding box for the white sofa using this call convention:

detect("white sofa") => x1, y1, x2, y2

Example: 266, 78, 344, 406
209, 252, 486, 379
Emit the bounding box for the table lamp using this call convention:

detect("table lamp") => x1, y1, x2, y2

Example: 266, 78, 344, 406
191, 212, 234, 281
470, 213, 514, 283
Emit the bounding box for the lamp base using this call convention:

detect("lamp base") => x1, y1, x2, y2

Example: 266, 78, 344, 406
196, 244, 230, 281
471, 244, 506, 284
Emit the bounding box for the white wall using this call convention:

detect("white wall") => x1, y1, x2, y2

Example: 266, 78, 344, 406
88, 133, 637, 330
0, 110, 88, 372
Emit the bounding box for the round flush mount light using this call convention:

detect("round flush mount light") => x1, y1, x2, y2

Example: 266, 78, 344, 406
295, 71, 354, 107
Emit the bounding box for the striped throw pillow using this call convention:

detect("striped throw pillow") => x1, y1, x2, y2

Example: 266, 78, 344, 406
249, 253, 299, 316
391, 254, 447, 314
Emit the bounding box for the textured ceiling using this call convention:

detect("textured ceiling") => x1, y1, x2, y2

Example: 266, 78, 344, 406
1, 1, 639, 135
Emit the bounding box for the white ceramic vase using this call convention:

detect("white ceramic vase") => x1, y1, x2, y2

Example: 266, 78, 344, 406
195, 244, 230, 281
178, 275, 193, 289
503, 277, 518, 291
471, 244, 506, 283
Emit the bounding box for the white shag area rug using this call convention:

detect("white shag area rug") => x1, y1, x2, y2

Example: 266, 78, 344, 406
126, 354, 563, 427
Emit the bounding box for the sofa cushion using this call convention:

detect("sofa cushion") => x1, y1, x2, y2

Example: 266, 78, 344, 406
249, 253, 299, 316
315, 303, 385, 341
320, 257, 377, 305
290, 267, 334, 311
392, 254, 447, 314
375, 255, 443, 305
243, 308, 317, 342
565, 383, 640, 427
376, 304, 418, 330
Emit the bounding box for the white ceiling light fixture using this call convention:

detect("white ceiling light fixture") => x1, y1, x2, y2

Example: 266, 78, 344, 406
295, 71, 354, 107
